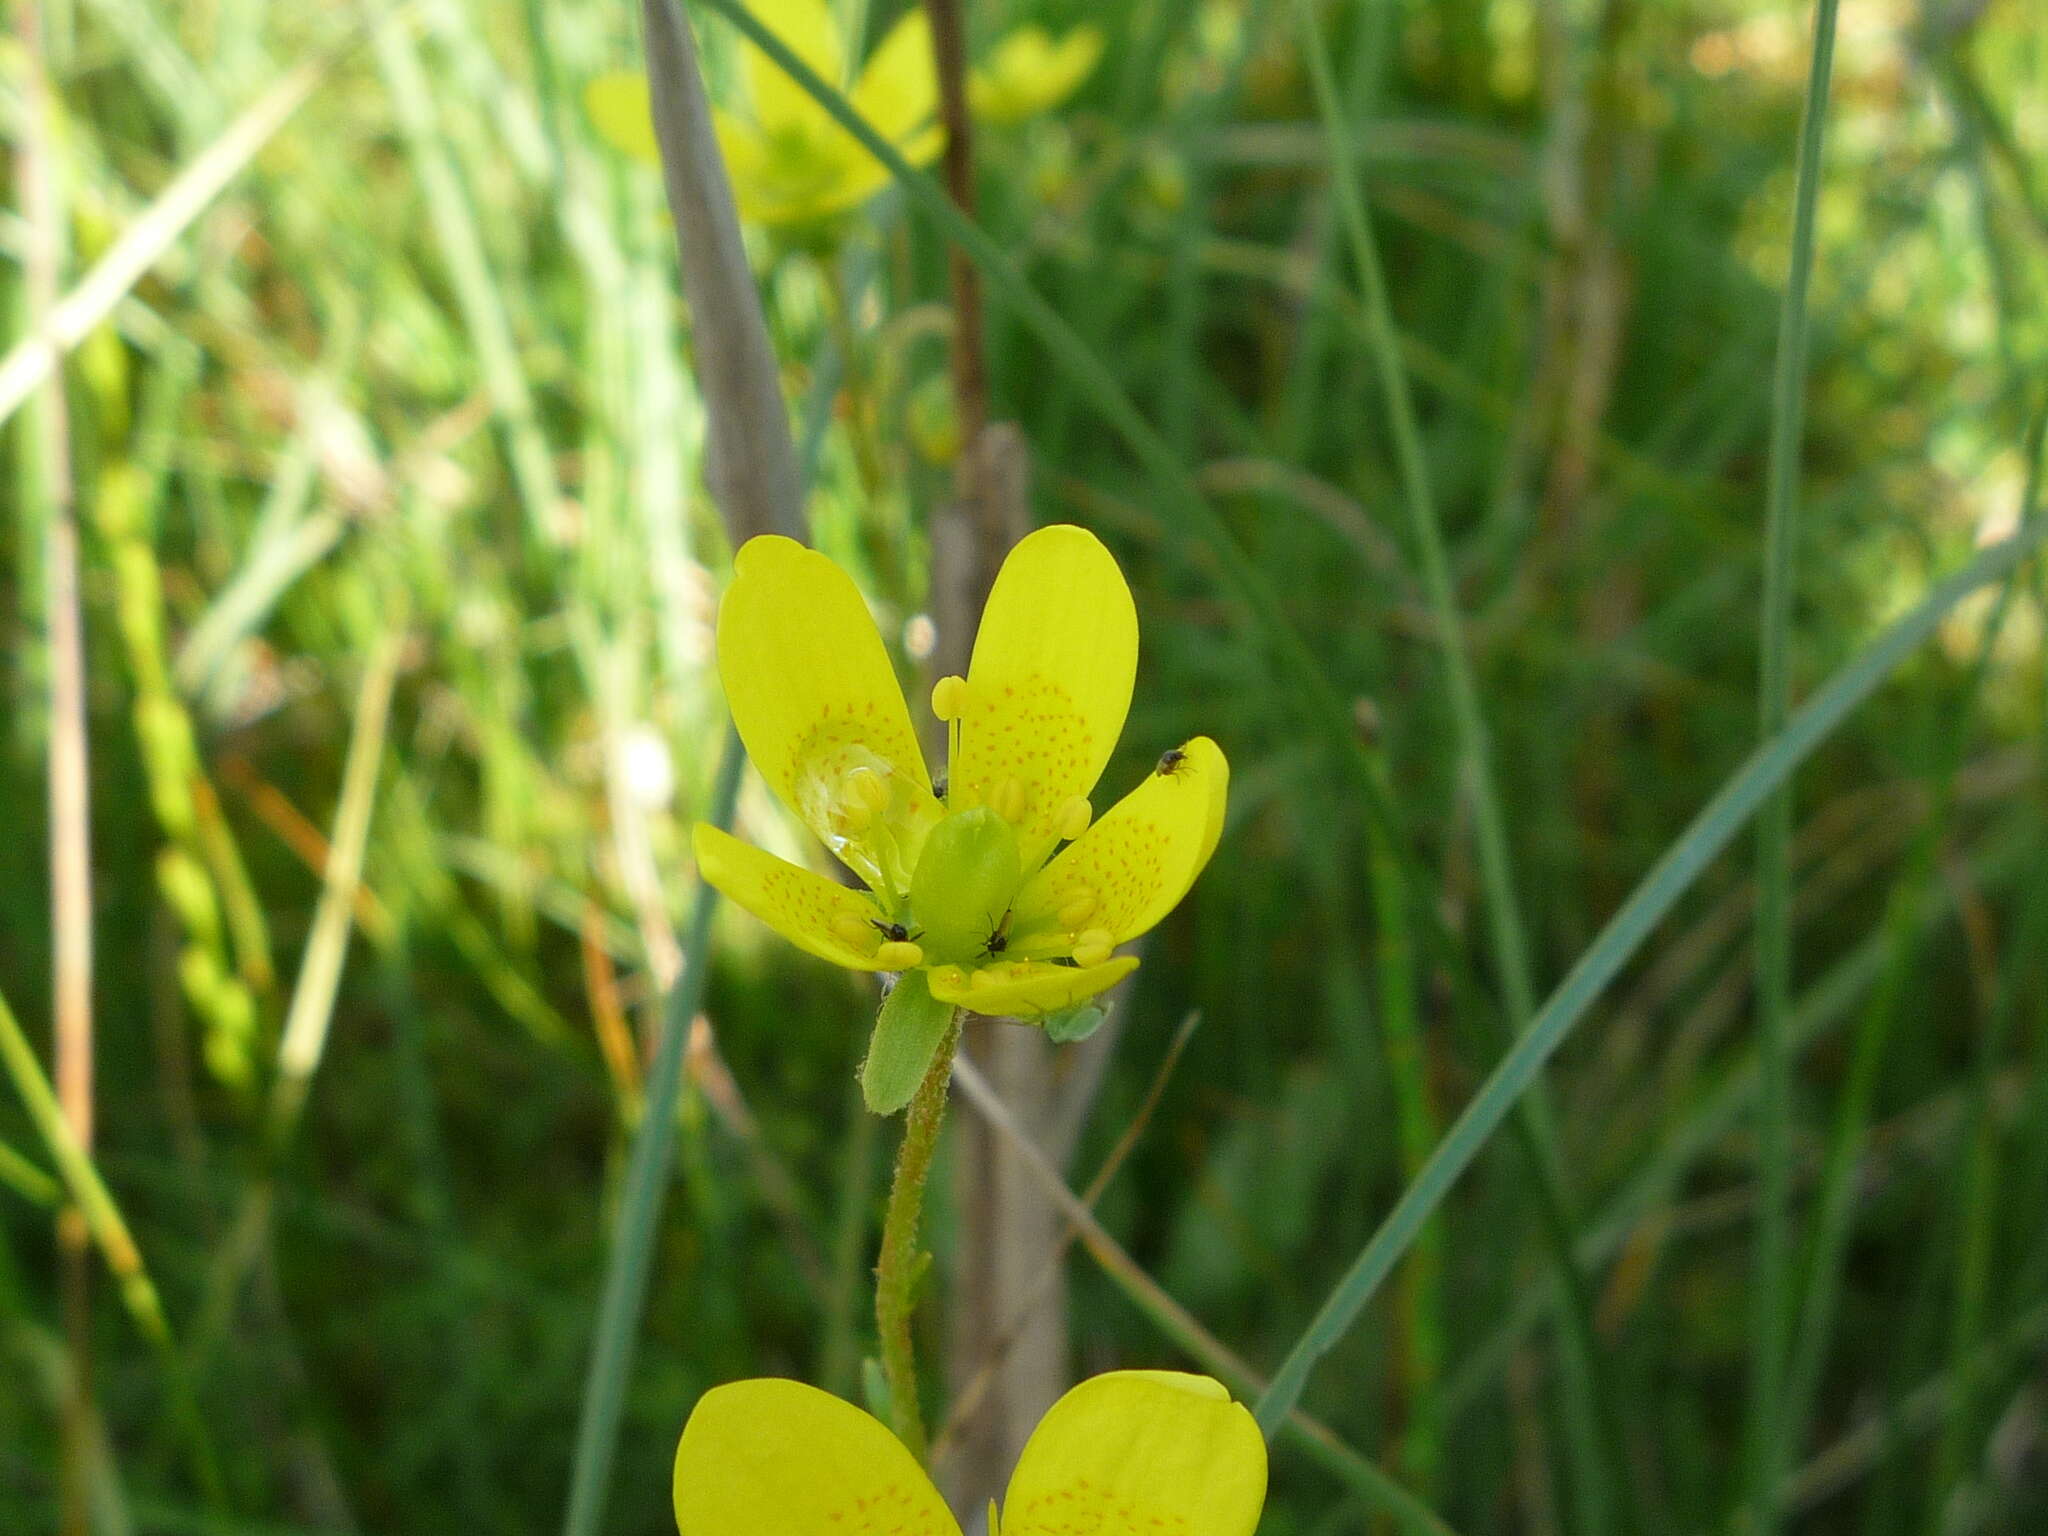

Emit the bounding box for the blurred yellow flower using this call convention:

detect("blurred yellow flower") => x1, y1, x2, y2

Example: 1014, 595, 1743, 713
968, 24, 1105, 126
586, 8, 1103, 228
693, 526, 1227, 1030
587, 0, 941, 227
674, 1370, 1267, 1536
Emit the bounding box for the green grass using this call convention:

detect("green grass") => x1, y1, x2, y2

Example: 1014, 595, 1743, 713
4, 1, 2048, 1533
1747, 4, 1838, 1529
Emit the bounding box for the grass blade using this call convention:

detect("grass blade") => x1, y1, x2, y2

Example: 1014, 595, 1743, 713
1746, 5, 1840, 1526
370, 10, 563, 552
1438, 803, 2040, 1419
19, 22, 101, 1525
1291, 2, 1632, 1522
0, 62, 326, 430
0, 984, 223, 1504
266, 621, 406, 1143
558, 735, 744, 1536
0, 1137, 62, 1206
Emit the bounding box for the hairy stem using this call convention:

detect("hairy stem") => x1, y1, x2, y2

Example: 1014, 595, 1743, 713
876, 1009, 964, 1460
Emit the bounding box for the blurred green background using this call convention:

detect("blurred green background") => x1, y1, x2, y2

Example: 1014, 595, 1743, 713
3, 0, 2046, 1531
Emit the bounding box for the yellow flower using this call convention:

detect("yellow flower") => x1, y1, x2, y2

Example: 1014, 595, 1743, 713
693, 527, 1227, 1107
585, 12, 1102, 228
673, 1370, 1267, 1536
586, 0, 943, 228
967, 25, 1105, 126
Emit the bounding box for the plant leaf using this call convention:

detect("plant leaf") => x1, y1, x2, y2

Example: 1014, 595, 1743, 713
861, 970, 955, 1115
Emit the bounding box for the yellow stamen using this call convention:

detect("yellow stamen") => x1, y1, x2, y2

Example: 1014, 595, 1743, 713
1064, 794, 1097, 843
838, 795, 873, 834
1071, 927, 1114, 968
875, 940, 924, 970
1057, 892, 1097, 929
1055, 795, 1092, 841
932, 674, 970, 721
831, 913, 872, 946
991, 776, 1031, 825
970, 965, 1003, 991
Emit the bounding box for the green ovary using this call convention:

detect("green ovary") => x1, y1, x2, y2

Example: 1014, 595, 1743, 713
908, 807, 1023, 964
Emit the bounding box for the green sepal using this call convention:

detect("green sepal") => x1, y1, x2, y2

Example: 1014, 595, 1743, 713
1043, 1000, 1112, 1044
860, 969, 955, 1115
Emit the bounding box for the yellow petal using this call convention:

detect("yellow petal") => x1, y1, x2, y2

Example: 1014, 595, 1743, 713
713, 102, 846, 229
711, 105, 772, 186
968, 25, 1106, 126
585, 72, 659, 161
674, 1377, 963, 1536
1110, 1369, 1231, 1398
852, 9, 938, 144
716, 537, 937, 874
1011, 737, 1228, 944
694, 822, 889, 971
742, 0, 847, 137
953, 526, 1138, 868
788, 141, 897, 223
893, 119, 947, 171
711, 112, 813, 228
999, 1371, 1266, 1536
928, 956, 1136, 1018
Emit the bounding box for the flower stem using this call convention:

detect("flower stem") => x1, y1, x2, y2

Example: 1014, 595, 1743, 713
875, 1007, 963, 1461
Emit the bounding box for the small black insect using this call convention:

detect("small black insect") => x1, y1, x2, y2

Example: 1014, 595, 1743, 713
932, 773, 948, 801
980, 912, 1012, 957
870, 918, 922, 945
1155, 747, 1189, 777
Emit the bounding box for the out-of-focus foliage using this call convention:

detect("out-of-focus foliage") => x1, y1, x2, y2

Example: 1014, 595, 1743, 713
2, 0, 2045, 1533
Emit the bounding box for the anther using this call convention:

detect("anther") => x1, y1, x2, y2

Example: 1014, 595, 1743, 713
846, 765, 891, 813
991, 776, 1031, 825
832, 913, 872, 946
932, 675, 970, 722
1071, 928, 1115, 968
838, 795, 874, 834
1056, 892, 1097, 930
1055, 796, 1091, 841
875, 940, 924, 971
970, 966, 1003, 991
